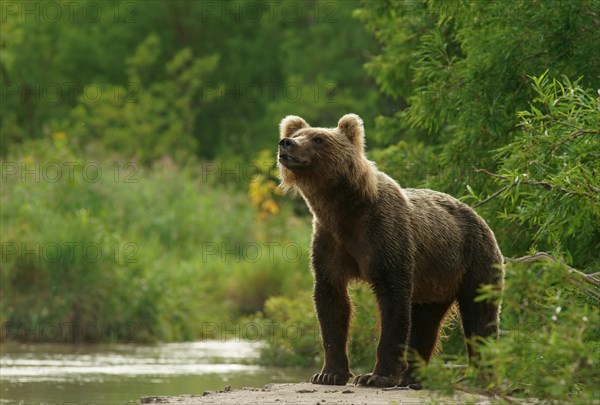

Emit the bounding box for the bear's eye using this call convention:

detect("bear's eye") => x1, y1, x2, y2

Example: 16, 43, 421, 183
312, 136, 325, 144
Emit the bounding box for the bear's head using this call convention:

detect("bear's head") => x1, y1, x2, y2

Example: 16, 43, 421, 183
277, 114, 377, 199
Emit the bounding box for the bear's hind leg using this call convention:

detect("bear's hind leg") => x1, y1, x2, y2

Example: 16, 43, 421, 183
457, 292, 500, 386
401, 301, 453, 388
458, 229, 503, 363
457, 293, 499, 362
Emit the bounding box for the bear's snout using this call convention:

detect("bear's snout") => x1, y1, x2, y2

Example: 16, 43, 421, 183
279, 138, 296, 149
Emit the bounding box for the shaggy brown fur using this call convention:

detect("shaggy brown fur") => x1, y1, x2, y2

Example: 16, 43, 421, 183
277, 114, 504, 388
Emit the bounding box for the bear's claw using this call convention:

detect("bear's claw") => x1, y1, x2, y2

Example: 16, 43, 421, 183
311, 372, 351, 386
353, 373, 400, 388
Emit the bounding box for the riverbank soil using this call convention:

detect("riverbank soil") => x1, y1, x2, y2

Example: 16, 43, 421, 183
140, 382, 511, 404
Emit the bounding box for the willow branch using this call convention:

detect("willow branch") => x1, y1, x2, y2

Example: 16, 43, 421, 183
554, 121, 600, 135
472, 182, 516, 208
506, 253, 600, 303
473, 168, 590, 197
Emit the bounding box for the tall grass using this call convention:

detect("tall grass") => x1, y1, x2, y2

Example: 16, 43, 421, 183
0, 138, 312, 342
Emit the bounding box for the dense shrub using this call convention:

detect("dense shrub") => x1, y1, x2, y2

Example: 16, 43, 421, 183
0, 138, 312, 342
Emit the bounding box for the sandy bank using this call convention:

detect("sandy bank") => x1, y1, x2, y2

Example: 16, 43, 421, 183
140, 382, 502, 404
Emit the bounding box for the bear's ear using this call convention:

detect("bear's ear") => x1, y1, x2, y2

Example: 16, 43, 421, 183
279, 115, 309, 138
338, 114, 365, 148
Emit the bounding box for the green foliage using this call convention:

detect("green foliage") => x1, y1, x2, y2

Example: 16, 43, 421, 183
358, 0, 599, 200
249, 0, 383, 153
487, 261, 599, 401
1, 0, 381, 159
1, 0, 378, 342
0, 139, 312, 342
370, 140, 436, 188
357, 7, 599, 399
474, 73, 599, 268
347, 284, 378, 373
252, 292, 320, 368
415, 75, 600, 401
61, 36, 220, 163
1, 2, 598, 401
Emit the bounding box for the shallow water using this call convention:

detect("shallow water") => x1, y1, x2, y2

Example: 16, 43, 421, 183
0, 341, 312, 404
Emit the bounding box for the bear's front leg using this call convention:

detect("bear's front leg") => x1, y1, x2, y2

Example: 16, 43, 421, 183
354, 279, 411, 388
311, 276, 353, 386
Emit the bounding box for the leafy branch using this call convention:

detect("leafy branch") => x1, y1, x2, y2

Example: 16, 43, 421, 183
471, 167, 594, 208
505, 253, 600, 304
551, 122, 600, 152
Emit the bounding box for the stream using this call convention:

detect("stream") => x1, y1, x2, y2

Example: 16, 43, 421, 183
0, 341, 312, 404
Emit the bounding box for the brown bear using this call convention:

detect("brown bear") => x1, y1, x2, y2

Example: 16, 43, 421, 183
277, 113, 504, 388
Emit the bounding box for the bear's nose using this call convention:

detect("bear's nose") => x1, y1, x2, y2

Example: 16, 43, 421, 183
279, 138, 295, 148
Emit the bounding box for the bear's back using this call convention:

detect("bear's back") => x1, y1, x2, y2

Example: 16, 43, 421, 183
402, 188, 500, 303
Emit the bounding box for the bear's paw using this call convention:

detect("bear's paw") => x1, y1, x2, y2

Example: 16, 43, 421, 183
353, 373, 401, 388
310, 371, 352, 386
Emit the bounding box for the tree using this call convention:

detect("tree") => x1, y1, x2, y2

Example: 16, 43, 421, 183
471, 73, 599, 269
357, 0, 600, 257
61, 34, 220, 163
356, 2, 600, 400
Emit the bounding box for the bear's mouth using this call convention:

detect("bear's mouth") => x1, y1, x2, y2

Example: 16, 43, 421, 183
278, 153, 298, 162
278, 153, 306, 168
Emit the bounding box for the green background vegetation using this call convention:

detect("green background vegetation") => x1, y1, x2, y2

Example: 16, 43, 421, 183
1, 0, 598, 402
